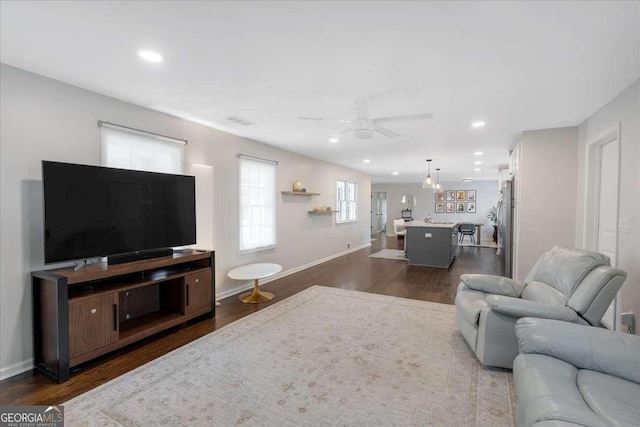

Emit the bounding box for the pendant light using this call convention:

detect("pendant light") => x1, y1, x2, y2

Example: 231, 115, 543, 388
435, 168, 443, 193
422, 159, 433, 188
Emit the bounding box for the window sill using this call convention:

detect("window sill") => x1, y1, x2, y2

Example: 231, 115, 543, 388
238, 245, 277, 255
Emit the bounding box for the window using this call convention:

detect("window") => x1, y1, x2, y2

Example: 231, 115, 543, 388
336, 179, 357, 223
100, 122, 185, 174
239, 156, 277, 252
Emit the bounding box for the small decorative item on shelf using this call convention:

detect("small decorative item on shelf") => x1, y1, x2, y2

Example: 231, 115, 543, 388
325, 206, 332, 212
293, 180, 302, 192
301, 188, 306, 192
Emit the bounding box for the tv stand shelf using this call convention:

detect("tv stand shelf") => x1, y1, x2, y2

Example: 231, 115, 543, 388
32, 250, 215, 383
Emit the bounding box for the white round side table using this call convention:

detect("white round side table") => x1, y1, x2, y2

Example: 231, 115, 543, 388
227, 263, 282, 304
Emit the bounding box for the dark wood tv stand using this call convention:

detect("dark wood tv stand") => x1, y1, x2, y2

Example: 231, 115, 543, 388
32, 250, 215, 383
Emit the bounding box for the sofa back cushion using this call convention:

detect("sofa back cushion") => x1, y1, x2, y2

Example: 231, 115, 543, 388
524, 247, 609, 299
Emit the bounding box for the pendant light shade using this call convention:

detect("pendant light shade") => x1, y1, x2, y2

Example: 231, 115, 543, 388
422, 159, 433, 189
435, 168, 443, 193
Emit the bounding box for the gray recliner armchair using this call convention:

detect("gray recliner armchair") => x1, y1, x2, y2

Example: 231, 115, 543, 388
455, 246, 627, 368
514, 318, 640, 427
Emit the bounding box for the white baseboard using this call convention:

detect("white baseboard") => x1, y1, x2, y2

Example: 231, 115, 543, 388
216, 242, 371, 301
0, 358, 33, 381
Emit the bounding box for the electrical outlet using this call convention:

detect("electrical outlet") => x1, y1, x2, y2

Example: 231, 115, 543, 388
621, 311, 635, 334
621, 311, 634, 327
619, 217, 631, 234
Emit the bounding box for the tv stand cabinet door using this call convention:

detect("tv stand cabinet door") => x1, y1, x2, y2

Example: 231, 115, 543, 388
69, 293, 119, 359
184, 270, 212, 316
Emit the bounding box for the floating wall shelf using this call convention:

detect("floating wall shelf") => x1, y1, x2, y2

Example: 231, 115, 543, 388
308, 210, 338, 215
281, 191, 320, 196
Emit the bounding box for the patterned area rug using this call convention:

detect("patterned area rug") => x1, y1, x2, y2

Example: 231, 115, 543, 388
368, 249, 407, 260
64, 286, 515, 426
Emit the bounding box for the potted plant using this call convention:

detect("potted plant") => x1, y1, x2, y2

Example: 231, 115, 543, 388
487, 206, 498, 243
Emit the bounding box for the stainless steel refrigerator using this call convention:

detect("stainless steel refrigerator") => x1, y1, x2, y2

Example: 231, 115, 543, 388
498, 180, 515, 278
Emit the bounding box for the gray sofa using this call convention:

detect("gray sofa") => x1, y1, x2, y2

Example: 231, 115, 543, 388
514, 318, 640, 427
455, 246, 627, 368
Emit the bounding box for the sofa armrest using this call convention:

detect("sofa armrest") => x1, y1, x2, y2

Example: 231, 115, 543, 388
460, 274, 526, 297
486, 295, 578, 322
515, 317, 640, 384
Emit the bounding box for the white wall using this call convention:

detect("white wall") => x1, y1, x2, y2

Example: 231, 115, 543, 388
514, 127, 578, 279
575, 79, 640, 332
371, 180, 499, 240
0, 64, 371, 378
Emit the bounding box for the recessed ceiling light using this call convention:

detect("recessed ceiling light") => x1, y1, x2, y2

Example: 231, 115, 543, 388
474, 168, 481, 172
138, 50, 163, 63
474, 161, 482, 165
363, 159, 370, 164
471, 121, 486, 128
474, 151, 483, 156
329, 137, 339, 143
392, 172, 399, 176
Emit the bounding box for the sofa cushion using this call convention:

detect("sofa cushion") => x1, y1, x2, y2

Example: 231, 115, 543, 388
521, 281, 567, 306
577, 369, 640, 427
454, 289, 487, 326
514, 354, 609, 427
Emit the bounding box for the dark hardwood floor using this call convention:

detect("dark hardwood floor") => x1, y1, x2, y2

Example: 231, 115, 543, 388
0, 235, 499, 406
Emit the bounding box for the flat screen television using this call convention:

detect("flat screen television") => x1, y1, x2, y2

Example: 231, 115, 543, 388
42, 161, 196, 264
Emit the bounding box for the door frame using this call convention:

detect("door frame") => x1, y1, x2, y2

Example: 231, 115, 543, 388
582, 123, 621, 329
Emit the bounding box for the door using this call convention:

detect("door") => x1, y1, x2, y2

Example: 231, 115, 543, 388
377, 192, 387, 232
184, 269, 212, 316
596, 139, 619, 329
69, 293, 119, 359
371, 192, 387, 233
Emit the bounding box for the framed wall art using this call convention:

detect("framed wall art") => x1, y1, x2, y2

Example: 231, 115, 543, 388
467, 190, 476, 201
445, 202, 455, 213
456, 190, 466, 201
467, 202, 476, 213
435, 192, 444, 202
435, 202, 444, 213
456, 202, 466, 213
446, 190, 455, 201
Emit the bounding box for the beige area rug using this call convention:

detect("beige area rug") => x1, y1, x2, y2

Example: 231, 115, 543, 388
64, 286, 515, 426
459, 240, 499, 249
368, 249, 408, 260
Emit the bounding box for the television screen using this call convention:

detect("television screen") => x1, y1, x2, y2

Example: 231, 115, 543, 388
42, 161, 196, 264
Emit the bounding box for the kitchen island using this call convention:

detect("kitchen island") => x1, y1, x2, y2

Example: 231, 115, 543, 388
405, 221, 458, 268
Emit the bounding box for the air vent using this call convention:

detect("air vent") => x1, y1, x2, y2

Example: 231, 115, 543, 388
461, 177, 474, 182
226, 117, 254, 126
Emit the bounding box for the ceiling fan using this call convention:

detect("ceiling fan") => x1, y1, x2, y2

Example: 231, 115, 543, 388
299, 97, 433, 140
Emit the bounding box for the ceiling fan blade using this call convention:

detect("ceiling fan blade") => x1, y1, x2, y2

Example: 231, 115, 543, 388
374, 113, 434, 124
374, 125, 401, 138
298, 116, 353, 122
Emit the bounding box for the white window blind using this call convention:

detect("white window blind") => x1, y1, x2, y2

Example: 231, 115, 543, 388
239, 156, 277, 252
336, 179, 357, 223
100, 123, 185, 174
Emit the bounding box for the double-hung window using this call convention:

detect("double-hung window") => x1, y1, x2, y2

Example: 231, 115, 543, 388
239, 156, 277, 253
100, 122, 185, 174
336, 179, 357, 223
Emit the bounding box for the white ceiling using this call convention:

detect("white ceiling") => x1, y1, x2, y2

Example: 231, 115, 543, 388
1, 1, 639, 183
